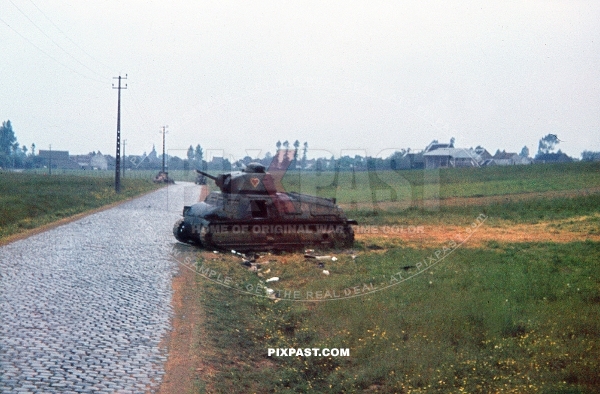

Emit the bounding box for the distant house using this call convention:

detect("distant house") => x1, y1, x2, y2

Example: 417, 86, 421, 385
414, 139, 457, 170
37, 150, 80, 169
89, 152, 108, 170
424, 140, 454, 153
406, 150, 425, 169
423, 148, 479, 169
474, 146, 493, 161
71, 153, 92, 169
492, 150, 531, 166
69, 152, 108, 170
534, 152, 573, 163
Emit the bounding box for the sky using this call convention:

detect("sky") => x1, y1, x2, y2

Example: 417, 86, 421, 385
1, 1, 599, 161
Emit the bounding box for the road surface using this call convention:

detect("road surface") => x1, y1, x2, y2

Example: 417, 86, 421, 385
0, 183, 200, 393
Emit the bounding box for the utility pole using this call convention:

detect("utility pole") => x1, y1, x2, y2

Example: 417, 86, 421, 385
122, 139, 126, 178
113, 74, 127, 193
160, 126, 169, 173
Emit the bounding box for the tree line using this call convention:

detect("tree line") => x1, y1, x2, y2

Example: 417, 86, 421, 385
2, 120, 600, 171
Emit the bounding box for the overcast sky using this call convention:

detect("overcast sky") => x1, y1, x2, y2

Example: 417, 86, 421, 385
1, 1, 598, 161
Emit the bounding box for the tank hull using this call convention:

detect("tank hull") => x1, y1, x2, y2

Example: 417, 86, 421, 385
173, 190, 356, 252
174, 218, 354, 252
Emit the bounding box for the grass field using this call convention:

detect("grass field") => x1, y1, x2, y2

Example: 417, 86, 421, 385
183, 161, 600, 393
24, 168, 201, 182
0, 172, 162, 241
7, 162, 600, 393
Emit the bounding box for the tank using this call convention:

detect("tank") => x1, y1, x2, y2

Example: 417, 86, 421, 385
194, 172, 207, 185
173, 163, 357, 252
153, 171, 175, 184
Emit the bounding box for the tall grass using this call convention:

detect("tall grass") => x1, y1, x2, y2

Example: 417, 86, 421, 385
197, 241, 600, 393
0, 173, 161, 240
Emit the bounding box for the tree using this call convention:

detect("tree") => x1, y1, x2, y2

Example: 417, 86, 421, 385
301, 142, 308, 169
276, 140, 281, 150
292, 140, 300, 169
283, 140, 289, 150
168, 156, 184, 170
581, 151, 600, 162
537, 134, 560, 156
0, 120, 18, 167
187, 145, 194, 161
519, 146, 529, 158
194, 144, 203, 165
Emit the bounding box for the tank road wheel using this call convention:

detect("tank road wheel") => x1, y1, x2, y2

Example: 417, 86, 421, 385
173, 219, 189, 244
199, 225, 212, 248
333, 225, 355, 249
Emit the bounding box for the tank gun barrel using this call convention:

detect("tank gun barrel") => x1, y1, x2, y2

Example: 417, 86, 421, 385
195, 169, 217, 181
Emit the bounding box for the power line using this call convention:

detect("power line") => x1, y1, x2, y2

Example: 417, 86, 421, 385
8, 0, 107, 81
0, 16, 105, 84
126, 84, 156, 133
26, 0, 113, 73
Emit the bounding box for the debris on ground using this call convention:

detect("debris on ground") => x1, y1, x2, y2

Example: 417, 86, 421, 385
266, 277, 279, 283
304, 253, 337, 261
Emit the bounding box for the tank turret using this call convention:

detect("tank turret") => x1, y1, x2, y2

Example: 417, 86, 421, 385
195, 163, 277, 195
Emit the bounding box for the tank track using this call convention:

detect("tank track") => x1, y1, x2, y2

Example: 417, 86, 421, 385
174, 219, 354, 252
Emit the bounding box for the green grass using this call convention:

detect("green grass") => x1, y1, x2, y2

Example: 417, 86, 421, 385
24, 162, 600, 203
0, 172, 162, 240
189, 162, 600, 393
24, 168, 201, 182
346, 193, 600, 226
196, 241, 600, 393
282, 161, 600, 204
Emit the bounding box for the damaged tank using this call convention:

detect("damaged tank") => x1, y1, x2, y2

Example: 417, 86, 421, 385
153, 171, 175, 184
173, 163, 357, 252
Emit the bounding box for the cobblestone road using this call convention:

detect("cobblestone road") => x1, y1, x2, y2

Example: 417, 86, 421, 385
0, 183, 199, 393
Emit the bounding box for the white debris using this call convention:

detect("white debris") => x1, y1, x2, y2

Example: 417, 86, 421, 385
322, 270, 330, 275
266, 277, 280, 283
331, 256, 338, 262
315, 255, 332, 261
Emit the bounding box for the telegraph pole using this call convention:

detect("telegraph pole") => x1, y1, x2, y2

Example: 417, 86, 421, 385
113, 74, 127, 193
160, 126, 169, 173
122, 139, 126, 178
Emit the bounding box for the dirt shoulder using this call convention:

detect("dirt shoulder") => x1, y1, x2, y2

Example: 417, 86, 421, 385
158, 261, 211, 394
158, 186, 213, 394
356, 215, 600, 248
